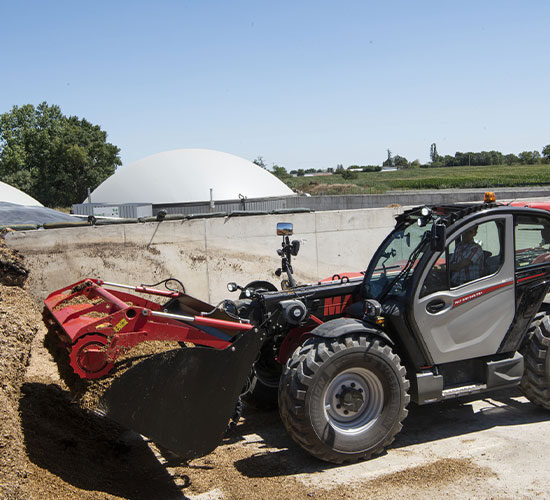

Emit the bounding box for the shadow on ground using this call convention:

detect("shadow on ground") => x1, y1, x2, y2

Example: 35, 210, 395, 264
231, 388, 550, 478
19, 381, 550, 495
19, 382, 183, 500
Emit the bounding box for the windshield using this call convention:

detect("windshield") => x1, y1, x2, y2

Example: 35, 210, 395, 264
364, 216, 433, 300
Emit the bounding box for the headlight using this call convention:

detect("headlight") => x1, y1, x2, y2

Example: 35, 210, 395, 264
364, 299, 382, 318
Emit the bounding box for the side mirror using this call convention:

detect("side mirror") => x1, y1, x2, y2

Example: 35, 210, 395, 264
291, 240, 300, 256
227, 282, 238, 292
277, 222, 293, 236
431, 222, 446, 252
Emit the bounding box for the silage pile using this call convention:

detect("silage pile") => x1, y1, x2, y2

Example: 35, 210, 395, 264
0, 238, 188, 500
0, 239, 37, 497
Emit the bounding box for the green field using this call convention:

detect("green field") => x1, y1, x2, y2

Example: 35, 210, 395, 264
285, 164, 550, 195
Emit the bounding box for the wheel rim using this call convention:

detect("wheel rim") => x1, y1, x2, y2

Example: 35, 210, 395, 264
323, 367, 384, 435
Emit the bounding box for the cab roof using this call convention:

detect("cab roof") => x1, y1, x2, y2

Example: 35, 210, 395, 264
397, 201, 550, 227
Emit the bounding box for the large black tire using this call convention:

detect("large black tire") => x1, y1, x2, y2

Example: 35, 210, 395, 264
520, 312, 550, 409
278, 334, 409, 463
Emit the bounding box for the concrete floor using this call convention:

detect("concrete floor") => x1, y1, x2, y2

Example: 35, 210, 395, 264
172, 389, 550, 499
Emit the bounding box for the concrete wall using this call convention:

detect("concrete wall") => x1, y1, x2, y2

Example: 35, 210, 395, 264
6, 207, 402, 304
147, 187, 550, 215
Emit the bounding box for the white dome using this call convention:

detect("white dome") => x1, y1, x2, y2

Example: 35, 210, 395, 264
89, 149, 294, 203
0, 181, 42, 206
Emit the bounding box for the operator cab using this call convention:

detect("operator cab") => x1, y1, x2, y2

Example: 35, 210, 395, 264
362, 197, 550, 376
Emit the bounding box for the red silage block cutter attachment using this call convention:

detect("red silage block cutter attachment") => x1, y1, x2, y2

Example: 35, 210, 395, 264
44, 278, 254, 379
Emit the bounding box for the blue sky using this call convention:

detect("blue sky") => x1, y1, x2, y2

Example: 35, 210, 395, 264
1, 1, 549, 170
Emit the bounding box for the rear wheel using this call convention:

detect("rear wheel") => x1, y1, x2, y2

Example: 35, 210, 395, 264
520, 313, 550, 409
279, 334, 409, 463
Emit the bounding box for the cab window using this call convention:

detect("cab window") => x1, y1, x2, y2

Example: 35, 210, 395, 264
514, 216, 550, 268
421, 220, 504, 297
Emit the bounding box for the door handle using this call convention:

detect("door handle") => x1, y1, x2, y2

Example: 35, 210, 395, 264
426, 299, 446, 314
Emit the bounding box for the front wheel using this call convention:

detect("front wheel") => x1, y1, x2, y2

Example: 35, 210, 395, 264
278, 334, 409, 463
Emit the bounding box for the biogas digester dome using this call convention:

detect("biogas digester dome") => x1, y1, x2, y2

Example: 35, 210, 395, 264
89, 149, 294, 204
0, 181, 42, 206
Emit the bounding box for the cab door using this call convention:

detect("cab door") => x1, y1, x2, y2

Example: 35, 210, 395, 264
412, 215, 514, 364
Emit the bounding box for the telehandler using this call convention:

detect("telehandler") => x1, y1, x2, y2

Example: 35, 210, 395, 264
44, 195, 550, 463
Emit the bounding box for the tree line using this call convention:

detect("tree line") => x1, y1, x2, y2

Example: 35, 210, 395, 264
257, 142, 550, 181
385, 143, 550, 169
426, 145, 550, 168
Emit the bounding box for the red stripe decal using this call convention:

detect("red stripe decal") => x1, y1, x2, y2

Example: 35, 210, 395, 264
453, 280, 513, 308
517, 273, 546, 283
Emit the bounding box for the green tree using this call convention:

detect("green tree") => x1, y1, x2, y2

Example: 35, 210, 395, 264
504, 153, 520, 165
542, 145, 550, 162
430, 143, 438, 162
383, 149, 393, 167
253, 156, 266, 169
272, 165, 289, 179
0, 102, 121, 206
518, 151, 537, 164
341, 169, 357, 180
393, 155, 409, 169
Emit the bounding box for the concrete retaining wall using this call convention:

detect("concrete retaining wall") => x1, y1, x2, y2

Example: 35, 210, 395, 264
6, 207, 402, 304
148, 187, 550, 215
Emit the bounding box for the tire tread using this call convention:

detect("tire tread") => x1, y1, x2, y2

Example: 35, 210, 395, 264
520, 314, 550, 410
279, 333, 410, 463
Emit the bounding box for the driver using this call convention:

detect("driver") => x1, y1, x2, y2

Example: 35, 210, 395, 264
449, 225, 483, 287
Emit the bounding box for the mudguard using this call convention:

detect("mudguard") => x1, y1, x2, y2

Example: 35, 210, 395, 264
310, 317, 393, 345
98, 328, 264, 460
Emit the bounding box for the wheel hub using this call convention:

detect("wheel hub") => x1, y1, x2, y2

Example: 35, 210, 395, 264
335, 384, 365, 414
324, 367, 384, 432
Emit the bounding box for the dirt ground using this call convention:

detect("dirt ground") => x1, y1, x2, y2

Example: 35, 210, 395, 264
1, 241, 549, 499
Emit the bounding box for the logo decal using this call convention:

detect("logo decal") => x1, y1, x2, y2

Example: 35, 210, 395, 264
324, 294, 352, 316
113, 318, 128, 333
453, 281, 513, 308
